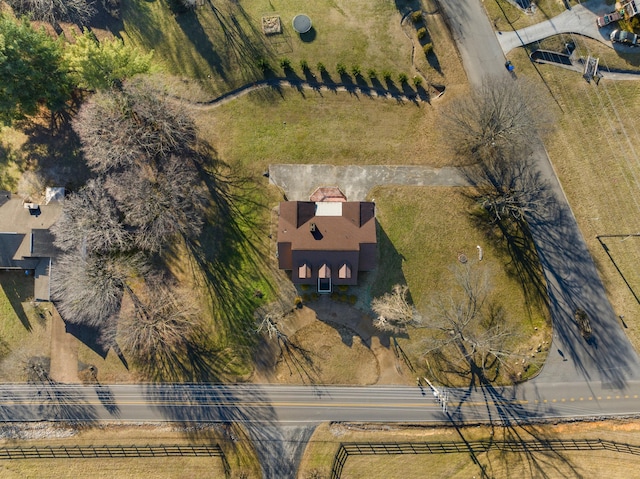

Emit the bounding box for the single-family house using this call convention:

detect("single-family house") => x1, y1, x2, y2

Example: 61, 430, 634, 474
0, 187, 64, 301
276, 198, 377, 293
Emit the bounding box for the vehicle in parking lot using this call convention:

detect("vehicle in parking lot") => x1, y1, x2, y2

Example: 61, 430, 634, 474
610, 29, 639, 46
597, 11, 622, 28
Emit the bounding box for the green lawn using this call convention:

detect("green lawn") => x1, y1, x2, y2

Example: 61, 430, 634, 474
196, 89, 458, 177
0, 272, 51, 381
370, 186, 550, 384
121, 0, 464, 97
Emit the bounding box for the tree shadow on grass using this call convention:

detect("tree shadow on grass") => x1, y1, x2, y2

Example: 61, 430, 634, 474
174, 9, 227, 81
177, 158, 277, 353
18, 118, 90, 192
0, 270, 34, 332
460, 162, 549, 319
443, 364, 581, 478
201, 0, 272, 84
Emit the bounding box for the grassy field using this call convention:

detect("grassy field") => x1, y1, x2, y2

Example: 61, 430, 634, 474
0, 272, 52, 382
298, 420, 640, 479
120, 0, 460, 97
369, 186, 550, 384
197, 89, 459, 177
0, 424, 261, 478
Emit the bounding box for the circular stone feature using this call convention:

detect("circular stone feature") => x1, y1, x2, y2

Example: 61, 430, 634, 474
292, 14, 312, 34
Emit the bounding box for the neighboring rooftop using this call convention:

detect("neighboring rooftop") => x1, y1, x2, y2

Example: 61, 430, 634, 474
0, 190, 64, 301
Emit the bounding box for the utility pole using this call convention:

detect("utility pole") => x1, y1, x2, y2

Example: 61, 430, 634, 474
420, 377, 448, 413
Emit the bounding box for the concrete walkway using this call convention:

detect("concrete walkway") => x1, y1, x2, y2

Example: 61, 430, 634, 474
498, 0, 613, 54
268, 164, 468, 201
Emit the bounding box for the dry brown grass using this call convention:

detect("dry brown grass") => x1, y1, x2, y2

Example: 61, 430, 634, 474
370, 186, 550, 385
506, 41, 640, 354
0, 424, 261, 478
269, 319, 378, 385
298, 420, 640, 479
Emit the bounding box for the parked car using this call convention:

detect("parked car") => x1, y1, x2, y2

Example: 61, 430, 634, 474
597, 11, 622, 28
610, 29, 639, 46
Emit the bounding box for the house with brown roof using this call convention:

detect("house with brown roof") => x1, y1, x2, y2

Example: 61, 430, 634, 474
276, 200, 377, 292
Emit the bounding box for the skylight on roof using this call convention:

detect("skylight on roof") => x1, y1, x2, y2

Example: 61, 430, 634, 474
315, 202, 342, 216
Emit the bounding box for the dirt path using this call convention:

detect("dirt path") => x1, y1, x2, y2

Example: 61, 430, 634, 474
48, 307, 79, 383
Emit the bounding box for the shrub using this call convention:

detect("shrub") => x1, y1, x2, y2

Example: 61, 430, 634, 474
279, 57, 292, 71
300, 284, 310, 291
398, 72, 408, 84
256, 58, 271, 72
351, 65, 361, 77
411, 11, 422, 23
336, 62, 347, 75
367, 68, 377, 79
302, 293, 310, 302
300, 59, 309, 71
338, 285, 349, 292
413, 76, 423, 87
423, 43, 434, 55
339, 294, 348, 303
417, 27, 427, 39
317, 62, 327, 72
311, 292, 319, 301
382, 70, 393, 81
294, 296, 303, 308
349, 295, 357, 305
330, 292, 340, 301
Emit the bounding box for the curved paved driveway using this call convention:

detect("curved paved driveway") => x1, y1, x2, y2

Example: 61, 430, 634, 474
498, 0, 611, 54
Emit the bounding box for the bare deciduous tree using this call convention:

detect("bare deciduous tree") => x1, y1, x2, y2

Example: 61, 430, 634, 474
51, 251, 145, 327
255, 303, 290, 342
6, 0, 96, 26
73, 78, 197, 174
51, 179, 131, 254
420, 263, 520, 382
17, 170, 46, 202
371, 284, 420, 334
442, 77, 552, 162
118, 277, 202, 367
469, 148, 551, 226
105, 155, 206, 252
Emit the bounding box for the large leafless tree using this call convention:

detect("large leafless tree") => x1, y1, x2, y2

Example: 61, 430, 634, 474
468, 147, 551, 227
442, 77, 552, 162
6, 0, 96, 26
371, 284, 421, 334
420, 263, 521, 383
51, 179, 131, 254
73, 78, 197, 174
105, 155, 206, 252
51, 252, 139, 327
117, 277, 202, 371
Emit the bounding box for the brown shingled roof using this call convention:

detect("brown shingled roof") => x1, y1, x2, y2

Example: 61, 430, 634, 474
277, 201, 376, 285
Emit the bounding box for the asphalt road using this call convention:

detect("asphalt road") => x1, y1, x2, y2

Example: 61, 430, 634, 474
2, 382, 640, 425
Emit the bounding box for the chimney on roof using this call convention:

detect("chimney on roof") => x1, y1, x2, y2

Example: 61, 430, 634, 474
310, 222, 316, 232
